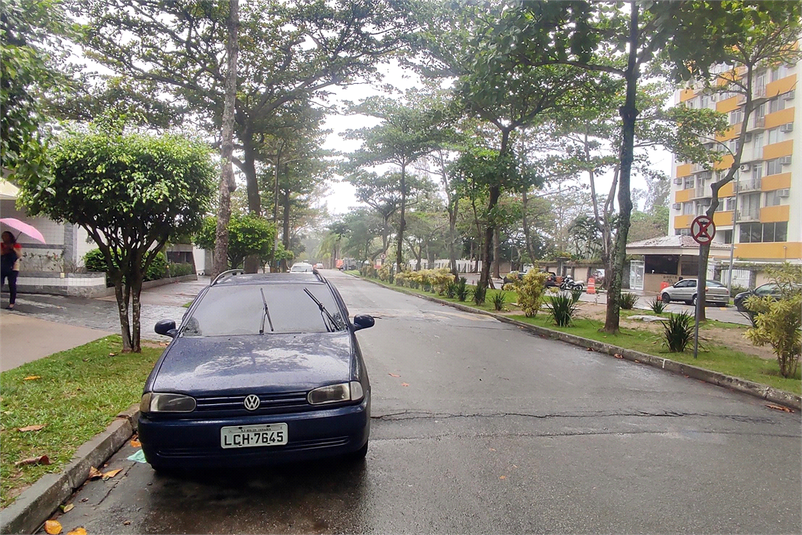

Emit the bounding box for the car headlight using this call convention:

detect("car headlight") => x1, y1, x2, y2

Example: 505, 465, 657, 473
140, 392, 196, 413
307, 381, 364, 405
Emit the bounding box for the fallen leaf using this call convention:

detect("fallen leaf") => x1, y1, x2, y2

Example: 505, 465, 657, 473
388, 373, 400, 378
586, 347, 593, 352
44, 520, 62, 534
87, 467, 102, 480
634, 359, 640, 363
401, 382, 409, 387
123, 521, 131, 526
61, 503, 74, 513
614, 354, 623, 359
102, 468, 123, 480
15, 455, 50, 467
108, 353, 116, 356
499, 475, 506, 480
488, 448, 496, 452
129, 439, 141, 448
23, 375, 41, 381
18, 425, 45, 432
766, 404, 794, 413
67, 527, 87, 535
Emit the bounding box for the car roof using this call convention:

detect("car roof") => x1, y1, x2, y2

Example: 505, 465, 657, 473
210, 271, 325, 287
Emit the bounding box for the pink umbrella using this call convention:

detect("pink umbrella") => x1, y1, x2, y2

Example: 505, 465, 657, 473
0, 218, 46, 244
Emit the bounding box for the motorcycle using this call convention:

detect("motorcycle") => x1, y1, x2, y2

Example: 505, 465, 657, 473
559, 275, 585, 292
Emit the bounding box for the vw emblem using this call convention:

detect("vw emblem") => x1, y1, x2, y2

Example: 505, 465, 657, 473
243, 394, 260, 411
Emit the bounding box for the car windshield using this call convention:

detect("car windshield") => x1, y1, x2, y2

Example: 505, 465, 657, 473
182, 284, 346, 336
290, 264, 312, 273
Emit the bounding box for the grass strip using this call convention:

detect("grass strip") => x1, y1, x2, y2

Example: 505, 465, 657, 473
351, 273, 800, 395
0, 336, 162, 508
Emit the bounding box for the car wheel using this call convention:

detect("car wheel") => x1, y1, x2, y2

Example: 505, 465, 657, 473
661, 293, 671, 304
691, 295, 697, 307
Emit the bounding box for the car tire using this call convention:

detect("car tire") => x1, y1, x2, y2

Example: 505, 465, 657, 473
691, 295, 697, 307
661, 293, 671, 304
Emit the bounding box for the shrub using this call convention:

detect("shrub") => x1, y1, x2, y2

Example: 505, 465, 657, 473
649, 297, 666, 314
430, 268, 454, 295
518, 270, 548, 317
394, 271, 407, 287
570, 288, 583, 304
491, 291, 506, 311
620, 292, 639, 310
546, 293, 578, 327
83, 248, 167, 286
377, 264, 393, 283
167, 262, 194, 277
455, 277, 469, 301
445, 280, 457, 298
471, 282, 487, 305
360, 264, 377, 278
663, 312, 694, 352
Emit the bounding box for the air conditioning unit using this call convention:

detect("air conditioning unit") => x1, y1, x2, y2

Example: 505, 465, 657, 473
780, 123, 793, 133
740, 163, 751, 172
744, 133, 753, 142
779, 189, 790, 198
672, 203, 682, 210
783, 90, 795, 100
780, 156, 792, 165
673, 178, 682, 185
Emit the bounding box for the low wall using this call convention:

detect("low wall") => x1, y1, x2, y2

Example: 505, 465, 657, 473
16, 272, 198, 298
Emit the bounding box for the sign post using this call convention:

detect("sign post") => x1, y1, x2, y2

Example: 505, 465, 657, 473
690, 215, 716, 359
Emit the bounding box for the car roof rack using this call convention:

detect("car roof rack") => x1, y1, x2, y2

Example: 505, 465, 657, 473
210, 268, 245, 286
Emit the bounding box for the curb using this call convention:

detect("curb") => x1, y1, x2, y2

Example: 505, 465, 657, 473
354, 275, 801, 411
0, 405, 140, 535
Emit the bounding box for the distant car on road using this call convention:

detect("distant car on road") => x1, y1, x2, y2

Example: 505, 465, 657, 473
140, 271, 375, 470
734, 283, 801, 312
660, 279, 730, 307
314, 262, 324, 270
289, 262, 314, 273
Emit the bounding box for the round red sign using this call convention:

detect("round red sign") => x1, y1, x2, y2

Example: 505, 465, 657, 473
691, 215, 716, 245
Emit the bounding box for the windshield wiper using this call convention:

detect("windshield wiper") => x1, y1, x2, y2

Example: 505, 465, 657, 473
259, 288, 274, 334
303, 287, 342, 332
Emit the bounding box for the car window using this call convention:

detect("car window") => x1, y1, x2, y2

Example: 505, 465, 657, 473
183, 284, 346, 336
707, 280, 724, 287
676, 280, 692, 287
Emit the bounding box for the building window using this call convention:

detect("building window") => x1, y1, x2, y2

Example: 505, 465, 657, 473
730, 109, 743, 125
767, 127, 783, 145
751, 165, 763, 182
752, 132, 764, 160
768, 97, 786, 114
684, 176, 694, 189
755, 102, 766, 118
766, 158, 783, 175
683, 202, 695, 215
700, 94, 710, 108
721, 229, 733, 244
724, 197, 736, 211
739, 222, 788, 243
765, 190, 782, 207
771, 64, 788, 82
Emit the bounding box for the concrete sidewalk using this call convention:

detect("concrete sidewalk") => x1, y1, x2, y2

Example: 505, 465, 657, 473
0, 276, 210, 372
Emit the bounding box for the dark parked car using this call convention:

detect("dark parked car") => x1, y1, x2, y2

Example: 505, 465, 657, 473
734, 283, 801, 312
139, 270, 374, 470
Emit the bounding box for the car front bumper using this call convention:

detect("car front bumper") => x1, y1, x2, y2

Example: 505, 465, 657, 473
138, 394, 370, 469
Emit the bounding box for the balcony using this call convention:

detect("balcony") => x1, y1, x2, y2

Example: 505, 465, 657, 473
736, 209, 760, 222
735, 178, 762, 192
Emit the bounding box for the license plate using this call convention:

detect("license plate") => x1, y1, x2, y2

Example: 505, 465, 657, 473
220, 423, 288, 449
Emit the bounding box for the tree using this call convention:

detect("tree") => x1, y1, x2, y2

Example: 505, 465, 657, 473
196, 213, 277, 270
19, 127, 215, 352
344, 90, 453, 272
1, 0, 73, 178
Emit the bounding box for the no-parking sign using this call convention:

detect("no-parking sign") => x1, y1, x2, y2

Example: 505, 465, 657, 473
691, 216, 716, 245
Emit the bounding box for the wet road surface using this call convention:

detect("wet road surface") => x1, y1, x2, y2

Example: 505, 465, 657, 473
38, 271, 801, 534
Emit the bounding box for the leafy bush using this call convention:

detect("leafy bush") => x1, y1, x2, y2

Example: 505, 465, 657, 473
518, 270, 548, 317
84, 248, 167, 286
167, 262, 194, 277
471, 282, 487, 305
649, 297, 667, 314
570, 288, 583, 304
546, 293, 578, 327
491, 291, 506, 311
360, 264, 377, 278
83, 248, 107, 273
377, 264, 393, 283
394, 271, 407, 286
620, 292, 638, 310
445, 280, 457, 298
455, 277, 469, 301
662, 312, 694, 352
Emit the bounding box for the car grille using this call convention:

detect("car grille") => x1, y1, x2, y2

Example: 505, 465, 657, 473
194, 391, 310, 414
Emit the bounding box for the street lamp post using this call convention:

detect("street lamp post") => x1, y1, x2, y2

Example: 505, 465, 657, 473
726, 171, 740, 296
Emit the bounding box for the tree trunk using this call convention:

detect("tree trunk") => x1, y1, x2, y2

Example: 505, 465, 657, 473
521, 189, 536, 264
480, 128, 510, 288
396, 163, 407, 273
212, 0, 239, 279
130, 270, 143, 353
113, 273, 133, 352
448, 199, 459, 279
602, 0, 638, 334
280, 188, 291, 272
492, 227, 501, 278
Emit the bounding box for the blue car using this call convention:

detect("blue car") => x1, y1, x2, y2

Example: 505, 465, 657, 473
139, 270, 374, 470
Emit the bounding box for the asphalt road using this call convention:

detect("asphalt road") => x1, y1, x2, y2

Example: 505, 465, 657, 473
40, 271, 801, 534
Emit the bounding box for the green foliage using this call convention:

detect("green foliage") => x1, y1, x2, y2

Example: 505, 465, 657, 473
663, 312, 694, 353
471, 282, 487, 306
649, 297, 667, 314
167, 262, 194, 277
570, 288, 583, 304
491, 291, 506, 311
84, 248, 168, 285
455, 277, 469, 302
195, 214, 277, 269
377, 264, 394, 283
360, 263, 377, 278
744, 263, 802, 378
619, 292, 639, 310
445, 280, 457, 298
546, 293, 578, 327
517, 271, 549, 318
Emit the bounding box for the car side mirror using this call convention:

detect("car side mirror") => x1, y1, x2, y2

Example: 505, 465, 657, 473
352, 314, 375, 331
155, 319, 178, 338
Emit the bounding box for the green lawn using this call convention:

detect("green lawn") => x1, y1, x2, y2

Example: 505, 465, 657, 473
0, 336, 162, 508
352, 273, 800, 396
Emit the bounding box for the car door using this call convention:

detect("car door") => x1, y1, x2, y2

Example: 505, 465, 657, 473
673, 280, 693, 301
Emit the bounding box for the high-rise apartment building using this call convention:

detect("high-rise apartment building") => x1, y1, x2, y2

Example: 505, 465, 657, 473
669, 60, 800, 265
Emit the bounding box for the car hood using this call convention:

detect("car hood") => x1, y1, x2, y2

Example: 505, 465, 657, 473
152, 332, 353, 395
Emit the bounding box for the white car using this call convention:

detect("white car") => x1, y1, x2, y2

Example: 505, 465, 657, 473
660, 279, 730, 307
289, 262, 314, 273
314, 262, 324, 270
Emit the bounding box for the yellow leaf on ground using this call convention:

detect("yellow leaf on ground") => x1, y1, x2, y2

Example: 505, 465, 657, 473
44, 520, 62, 534
401, 382, 409, 387
23, 376, 42, 381
15, 455, 49, 467
388, 373, 400, 377
766, 404, 794, 413
499, 475, 507, 480
614, 354, 623, 359
102, 468, 122, 480
67, 527, 87, 535
61, 503, 74, 513
129, 439, 141, 448
18, 425, 45, 432
87, 467, 102, 480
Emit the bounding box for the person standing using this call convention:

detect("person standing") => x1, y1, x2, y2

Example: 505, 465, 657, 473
1, 231, 22, 309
